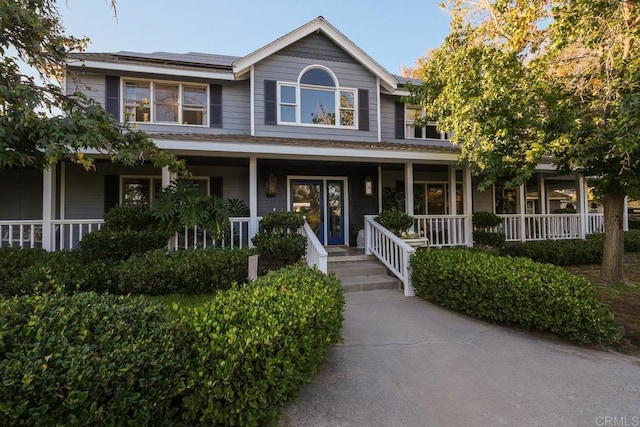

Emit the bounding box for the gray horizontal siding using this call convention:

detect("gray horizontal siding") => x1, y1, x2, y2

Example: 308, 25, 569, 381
279, 32, 357, 64
473, 178, 494, 212
64, 162, 250, 219
66, 72, 106, 108
380, 94, 398, 140
254, 54, 378, 142
0, 169, 43, 220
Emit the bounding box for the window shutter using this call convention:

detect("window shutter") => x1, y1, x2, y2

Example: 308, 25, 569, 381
104, 175, 119, 213
358, 89, 369, 131
105, 76, 120, 120
264, 80, 277, 125
210, 84, 222, 128
395, 101, 405, 139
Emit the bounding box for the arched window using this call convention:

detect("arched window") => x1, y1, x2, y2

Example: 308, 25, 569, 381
278, 65, 356, 128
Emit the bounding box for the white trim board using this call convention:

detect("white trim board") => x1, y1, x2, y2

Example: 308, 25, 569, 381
232, 17, 398, 92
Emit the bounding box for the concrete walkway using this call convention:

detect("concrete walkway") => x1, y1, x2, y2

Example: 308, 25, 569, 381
280, 290, 640, 427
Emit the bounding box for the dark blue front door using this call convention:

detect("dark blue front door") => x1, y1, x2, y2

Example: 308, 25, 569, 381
290, 179, 345, 245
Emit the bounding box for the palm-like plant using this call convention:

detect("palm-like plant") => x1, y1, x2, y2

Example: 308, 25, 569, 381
151, 180, 229, 240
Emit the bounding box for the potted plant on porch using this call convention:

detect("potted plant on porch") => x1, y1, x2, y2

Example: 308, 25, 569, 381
376, 209, 428, 249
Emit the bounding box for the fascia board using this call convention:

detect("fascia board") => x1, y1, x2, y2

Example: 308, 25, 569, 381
66, 59, 236, 81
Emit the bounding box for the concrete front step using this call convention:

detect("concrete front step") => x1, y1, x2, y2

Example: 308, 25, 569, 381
338, 274, 401, 293
328, 259, 401, 293
328, 260, 387, 277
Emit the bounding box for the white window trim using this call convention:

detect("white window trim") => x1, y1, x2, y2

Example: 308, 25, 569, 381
120, 77, 209, 127
404, 105, 448, 140
119, 176, 210, 204
276, 65, 358, 129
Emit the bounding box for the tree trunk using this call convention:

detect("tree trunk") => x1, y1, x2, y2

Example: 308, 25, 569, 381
599, 191, 626, 283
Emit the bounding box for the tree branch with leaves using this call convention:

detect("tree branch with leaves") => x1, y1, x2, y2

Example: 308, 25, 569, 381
408, 0, 640, 283
0, 0, 184, 172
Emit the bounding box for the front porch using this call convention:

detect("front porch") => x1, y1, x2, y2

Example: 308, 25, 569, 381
0, 157, 614, 252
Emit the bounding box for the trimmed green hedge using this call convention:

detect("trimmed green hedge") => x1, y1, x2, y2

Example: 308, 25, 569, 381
0, 266, 344, 426
501, 238, 603, 265
114, 247, 254, 295
178, 265, 344, 425
410, 249, 621, 346
0, 292, 184, 426
501, 230, 640, 265
77, 228, 171, 262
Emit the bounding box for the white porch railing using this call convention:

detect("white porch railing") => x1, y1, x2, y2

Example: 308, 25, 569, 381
170, 217, 261, 250
365, 215, 415, 296
51, 219, 105, 250
299, 220, 328, 273
587, 213, 605, 234
0, 221, 44, 249
414, 215, 468, 247
494, 213, 604, 242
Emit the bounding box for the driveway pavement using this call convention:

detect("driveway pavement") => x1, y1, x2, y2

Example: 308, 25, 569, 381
279, 290, 640, 427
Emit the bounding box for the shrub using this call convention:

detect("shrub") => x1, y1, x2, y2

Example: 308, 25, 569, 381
472, 230, 506, 248
258, 210, 305, 232
472, 211, 503, 229
628, 217, 640, 230
77, 228, 170, 262
0, 292, 185, 426
376, 209, 414, 236
410, 248, 621, 346
252, 233, 307, 264
0, 249, 117, 296
0, 247, 48, 286
0, 266, 344, 425
623, 229, 640, 252
253, 212, 307, 271
502, 238, 603, 265
472, 212, 505, 248
103, 203, 160, 231
178, 265, 344, 425
114, 247, 253, 295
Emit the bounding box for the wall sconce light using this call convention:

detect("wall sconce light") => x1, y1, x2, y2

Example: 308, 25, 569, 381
364, 175, 373, 196
266, 173, 277, 197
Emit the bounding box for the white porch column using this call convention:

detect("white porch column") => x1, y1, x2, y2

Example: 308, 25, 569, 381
249, 157, 258, 246
448, 165, 457, 215
624, 197, 629, 232
463, 164, 473, 247
404, 162, 414, 216
59, 161, 66, 220
577, 174, 588, 239
519, 184, 526, 242
538, 174, 547, 214
42, 165, 56, 251
161, 166, 175, 188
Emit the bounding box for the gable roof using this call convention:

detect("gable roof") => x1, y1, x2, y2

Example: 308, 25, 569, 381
232, 16, 399, 92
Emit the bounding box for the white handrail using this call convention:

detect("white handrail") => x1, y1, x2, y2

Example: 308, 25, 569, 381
299, 220, 328, 273
365, 215, 415, 297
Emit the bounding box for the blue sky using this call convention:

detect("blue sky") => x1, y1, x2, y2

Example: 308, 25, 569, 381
58, 0, 451, 75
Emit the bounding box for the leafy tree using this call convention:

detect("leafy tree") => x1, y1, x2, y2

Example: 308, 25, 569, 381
408, 0, 640, 283
0, 0, 183, 171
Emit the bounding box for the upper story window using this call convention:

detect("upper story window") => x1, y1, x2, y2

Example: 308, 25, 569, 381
405, 105, 448, 140
123, 79, 208, 126
278, 66, 357, 128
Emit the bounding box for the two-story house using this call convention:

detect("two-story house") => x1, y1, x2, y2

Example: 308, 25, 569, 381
0, 16, 611, 255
